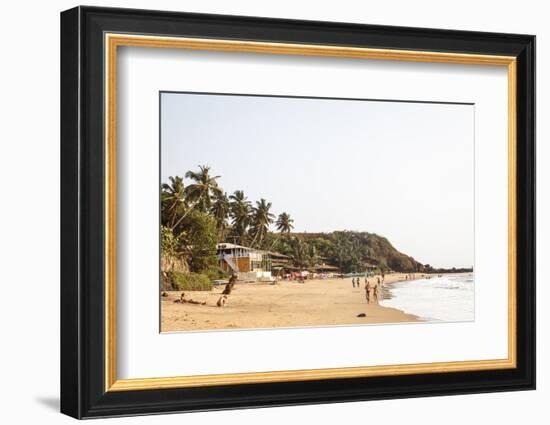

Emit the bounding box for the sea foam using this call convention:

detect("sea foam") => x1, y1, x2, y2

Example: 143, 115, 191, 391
380, 274, 474, 322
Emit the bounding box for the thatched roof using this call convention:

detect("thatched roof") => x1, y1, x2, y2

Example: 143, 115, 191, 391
314, 264, 340, 271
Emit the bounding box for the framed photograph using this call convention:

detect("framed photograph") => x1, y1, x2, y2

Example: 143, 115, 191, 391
60, 6, 535, 419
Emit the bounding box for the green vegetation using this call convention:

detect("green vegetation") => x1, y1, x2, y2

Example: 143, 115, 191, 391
272, 231, 423, 273
168, 271, 213, 291
161, 165, 467, 280
275, 212, 294, 234
160, 165, 295, 283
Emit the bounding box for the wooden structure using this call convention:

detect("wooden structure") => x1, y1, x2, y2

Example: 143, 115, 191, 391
217, 243, 272, 274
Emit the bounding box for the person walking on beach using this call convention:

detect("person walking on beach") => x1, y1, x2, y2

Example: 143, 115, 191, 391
373, 280, 381, 303
365, 279, 370, 303
352, 277, 356, 288
366, 279, 377, 304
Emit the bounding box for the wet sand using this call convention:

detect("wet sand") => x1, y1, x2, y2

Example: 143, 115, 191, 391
161, 273, 425, 332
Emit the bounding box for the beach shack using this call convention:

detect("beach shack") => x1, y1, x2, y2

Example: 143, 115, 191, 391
314, 263, 340, 272
217, 243, 274, 282
364, 262, 378, 276
268, 250, 292, 277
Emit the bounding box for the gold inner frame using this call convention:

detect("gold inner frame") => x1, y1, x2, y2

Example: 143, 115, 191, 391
104, 33, 517, 392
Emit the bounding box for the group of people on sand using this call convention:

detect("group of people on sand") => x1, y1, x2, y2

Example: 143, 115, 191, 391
173, 292, 206, 305
352, 275, 384, 304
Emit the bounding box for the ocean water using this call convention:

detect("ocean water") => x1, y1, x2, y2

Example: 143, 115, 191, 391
380, 274, 474, 322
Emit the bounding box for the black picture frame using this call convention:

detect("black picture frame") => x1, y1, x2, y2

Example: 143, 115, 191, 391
61, 5, 535, 419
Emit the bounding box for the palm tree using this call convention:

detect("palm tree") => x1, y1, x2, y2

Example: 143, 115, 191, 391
184, 165, 222, 212
275, 212, 294, 234
288, 237, 311, 269
250, 198, 275, 247
210, 191, 230, 239
229, 190, 252, 245
161, 176, 186, 228
308, 243, 319, 268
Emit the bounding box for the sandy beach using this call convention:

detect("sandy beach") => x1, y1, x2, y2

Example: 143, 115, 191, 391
161, 273, 426, 332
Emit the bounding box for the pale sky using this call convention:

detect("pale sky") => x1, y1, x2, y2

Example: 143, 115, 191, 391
161, 92, 474, 269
